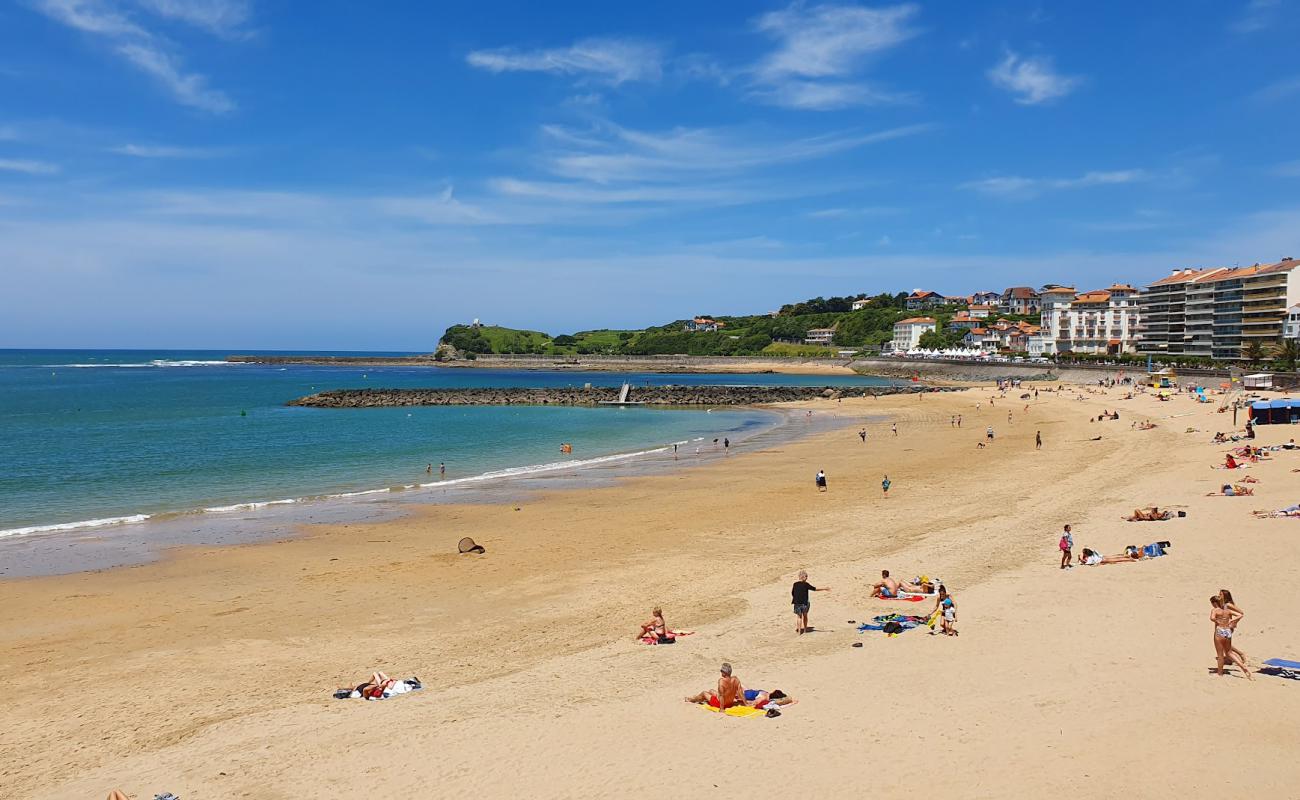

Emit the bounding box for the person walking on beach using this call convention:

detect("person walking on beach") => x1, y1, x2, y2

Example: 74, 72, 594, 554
859, 428, 867, 443
957, 414, 962, 428
723, 437, 730, 455
815, 470, 827, 492
1218, 589, 1250, 666
881, 474, 891, 498
1059, 524, 1074, 570
892, 422, 898, 437
792, 570, 828, 634
986, 425, 994, 442
673, 443, 679, 460
932, 586, 957, 636
1209, 596, 1252, 680
1035, 431, 1042, 450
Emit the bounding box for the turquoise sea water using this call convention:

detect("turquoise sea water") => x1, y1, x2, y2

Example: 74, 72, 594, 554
1, 350, 893, 538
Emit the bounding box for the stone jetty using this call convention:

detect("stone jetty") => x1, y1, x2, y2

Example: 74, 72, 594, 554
288, 385, 955, 408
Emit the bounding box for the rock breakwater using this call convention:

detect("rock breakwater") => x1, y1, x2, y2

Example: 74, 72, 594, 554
288, 385, 957, 408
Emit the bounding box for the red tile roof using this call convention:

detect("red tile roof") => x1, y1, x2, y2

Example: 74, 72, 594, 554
896, 317, 937, 325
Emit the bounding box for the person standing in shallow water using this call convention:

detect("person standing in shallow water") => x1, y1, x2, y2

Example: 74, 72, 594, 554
439, 462, 446, 479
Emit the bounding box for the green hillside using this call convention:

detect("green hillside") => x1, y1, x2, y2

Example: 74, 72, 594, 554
438, 293, 1041, 358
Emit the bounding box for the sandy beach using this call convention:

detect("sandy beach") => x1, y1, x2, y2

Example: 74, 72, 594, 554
3, 385, 1299, 799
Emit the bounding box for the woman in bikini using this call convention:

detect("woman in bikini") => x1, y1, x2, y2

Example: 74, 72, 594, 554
636, 607, 670, 643
1218, 589, 1249, 667
1209, 596, 1252, 680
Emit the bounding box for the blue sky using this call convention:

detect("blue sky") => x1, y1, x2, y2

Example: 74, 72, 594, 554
2, 0, 1299, 348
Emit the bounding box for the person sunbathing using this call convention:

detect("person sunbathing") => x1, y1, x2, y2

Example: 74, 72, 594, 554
1213, 432, 1228, 443
870, 570, 901, 598
1252, 505, 1300, 518
897, 577, 936, 594
1125, 507, 1171, 521
1208, 484, 1253, 496
1224, 454, 1239, 469
637, 607, 669, 643
1078, 548, 1104, 566
743, 688, 794, 708
685, 662, 744, 710
1095, 548, 1146, 564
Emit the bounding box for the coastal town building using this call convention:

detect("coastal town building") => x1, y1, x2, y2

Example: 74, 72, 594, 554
684, 317, 724, 333
904, 290, 946, 311
851, 298, 870, 311
967, 304, 994, 318
804, 327, 836, 345
891, 317, 936, 351
946, 312, 983, 331
1039, 284, 1141, 355
1137, 258, 1300, 360
970, 291, 1002, 306
1286, 304, 1300, 340
999, 287, 1040, 315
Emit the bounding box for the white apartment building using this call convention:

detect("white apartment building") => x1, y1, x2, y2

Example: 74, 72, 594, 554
891, 317, 936, 351
1138, 258, 1300, 360
1286, 304, 1300, 340
805, 327, 836, 345
1039, 284, 1141, 355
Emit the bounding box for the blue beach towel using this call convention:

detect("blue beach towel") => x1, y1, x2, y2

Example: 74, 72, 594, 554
1261, 658, 1300, 680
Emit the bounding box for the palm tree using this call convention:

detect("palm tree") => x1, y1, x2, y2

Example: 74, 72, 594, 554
1243, 339, 1266, 365
1272, 339, 1300, 373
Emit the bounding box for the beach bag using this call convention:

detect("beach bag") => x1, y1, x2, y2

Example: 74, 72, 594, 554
1059, 536, 1070, 551
882, 620, 904, 634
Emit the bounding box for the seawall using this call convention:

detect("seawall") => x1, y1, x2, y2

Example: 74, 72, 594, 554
288, 385, 959, 408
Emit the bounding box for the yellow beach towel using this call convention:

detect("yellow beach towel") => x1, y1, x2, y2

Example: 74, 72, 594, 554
701, 704, 766, 718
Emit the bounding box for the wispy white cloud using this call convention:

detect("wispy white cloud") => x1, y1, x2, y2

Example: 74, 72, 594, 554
131, 0, 251, 38
1275, 160, 1300, 177
987, 50, 1081, 105
1250, 75, 1300, 103
467, 37, 662, 86
961, 169, 1148, 198
109, 142, 229, 158
535, 120, 934, 184
750, 2, 919, 109
0, 158, 60, 175
1232, 0, 1281, 33
29, 0, 239, 112
805, 206, 898, 219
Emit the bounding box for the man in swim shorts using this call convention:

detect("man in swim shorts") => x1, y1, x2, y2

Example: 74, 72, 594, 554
870, 569, 900, 598
684, 662, 745, 709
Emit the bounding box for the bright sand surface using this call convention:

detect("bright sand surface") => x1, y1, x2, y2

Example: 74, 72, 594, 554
3, 386, 1299, 798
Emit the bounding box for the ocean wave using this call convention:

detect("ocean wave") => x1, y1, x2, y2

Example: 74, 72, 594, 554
0, 514, 153, 539
43, 360, 234, 368
0, 445, 676, 541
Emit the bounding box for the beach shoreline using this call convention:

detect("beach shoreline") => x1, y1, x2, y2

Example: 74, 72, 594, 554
5, 385, 1300, 798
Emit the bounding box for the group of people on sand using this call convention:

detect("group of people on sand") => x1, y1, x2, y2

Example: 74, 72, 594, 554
868, 570, 957, 635
683, 662, 795, 713
1060, 524, 1171, 567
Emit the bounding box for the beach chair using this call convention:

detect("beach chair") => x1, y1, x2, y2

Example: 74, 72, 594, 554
1260, 658, 1300, 680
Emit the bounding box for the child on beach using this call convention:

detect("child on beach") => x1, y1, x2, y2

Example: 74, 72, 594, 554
882, 474, 891, 498
1059, 524, 1074, 570
815, 470, 827, 492
933, 586, 957, 636
792, 570, 829, 634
